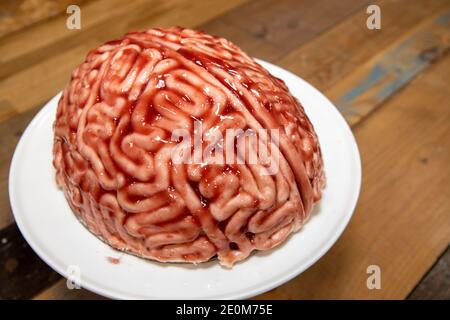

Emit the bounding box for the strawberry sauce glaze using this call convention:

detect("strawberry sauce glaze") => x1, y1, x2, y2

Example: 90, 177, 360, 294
53, 27, 325, 267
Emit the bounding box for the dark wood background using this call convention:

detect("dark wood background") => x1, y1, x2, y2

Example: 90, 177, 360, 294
0, 0, 449, 299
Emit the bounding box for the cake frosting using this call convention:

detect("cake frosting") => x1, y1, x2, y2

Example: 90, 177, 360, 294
53, 27, 325, 267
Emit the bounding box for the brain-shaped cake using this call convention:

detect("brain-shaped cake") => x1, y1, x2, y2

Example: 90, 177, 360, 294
53, 27, 325, 267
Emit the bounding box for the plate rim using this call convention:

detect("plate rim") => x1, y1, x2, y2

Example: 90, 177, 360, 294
9, 59, 361, 300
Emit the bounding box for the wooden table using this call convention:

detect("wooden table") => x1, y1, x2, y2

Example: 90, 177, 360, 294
1, 0, 449, 300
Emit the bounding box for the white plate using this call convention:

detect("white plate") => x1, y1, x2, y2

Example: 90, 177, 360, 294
9, 60, 361, 300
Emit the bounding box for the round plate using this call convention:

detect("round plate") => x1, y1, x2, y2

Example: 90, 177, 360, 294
9, 60, 361, 300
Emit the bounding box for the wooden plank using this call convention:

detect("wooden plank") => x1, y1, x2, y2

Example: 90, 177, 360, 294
255, 53, 450, 299
0, 0, 136, 78
217, 0, 368, 54
0, 223, 61, 299
201, 0, 370, 62
0, 108, 41, 230
278, 0, 449, 92
0, 40, 99, 229
0, 0, 249, 80
0, 0, 90, 38
408, 246, 450, 300
326, 6, 450, 125
0, 0, 249, 120
34, 280, 105, 300
0, 40, 99, 122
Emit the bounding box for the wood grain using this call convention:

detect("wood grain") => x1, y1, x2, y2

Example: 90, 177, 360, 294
34, 279, 106, 300
256, 53, 450, 299
326, 6, 450, 125
278, 0, 449, 92
0, 108, 40, 230
408, 246, 450, 300
201, 0, 370, 62
0, 0, 249, 80
0, 0, 89, 38
0, 224, 60, 299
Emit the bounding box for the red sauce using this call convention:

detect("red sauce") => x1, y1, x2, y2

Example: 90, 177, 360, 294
106, 256, 121, 265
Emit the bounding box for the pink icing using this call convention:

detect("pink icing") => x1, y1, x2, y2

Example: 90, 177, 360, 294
53, 27, 325, 267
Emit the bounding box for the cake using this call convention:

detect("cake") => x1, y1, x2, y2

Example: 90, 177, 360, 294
53, 27, 325, 267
